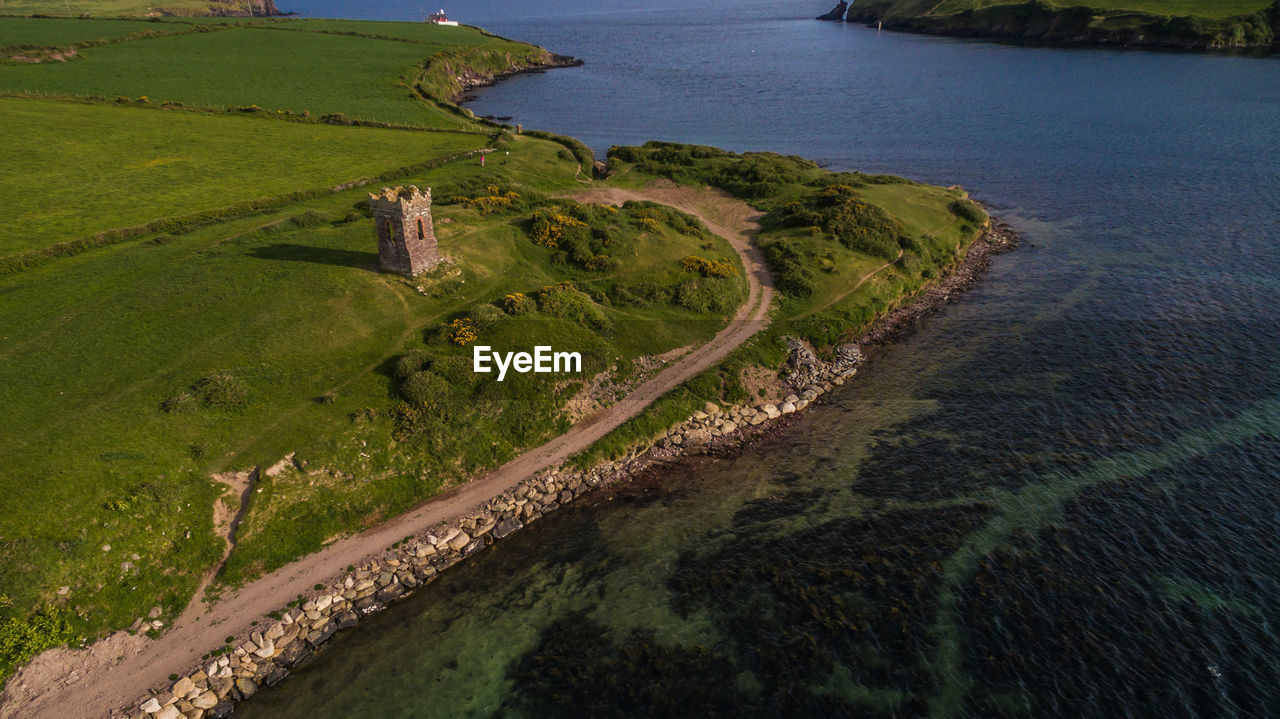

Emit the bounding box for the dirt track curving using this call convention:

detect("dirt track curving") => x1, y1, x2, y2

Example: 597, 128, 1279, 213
0, 183, 773, 719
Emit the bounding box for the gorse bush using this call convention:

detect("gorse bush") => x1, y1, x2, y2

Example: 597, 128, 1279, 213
446, 318, 479, 346
608, 142, 815, 200
399, 369, 452, 409
437, 180, 540, 214
454, 185, 524, 215
675, 277, 744, 314
394, 348, 433, 381
469, 303, 506, 330
503, 292, 535, 315
681, 255, 738, 278
196, 373, 248, 409
528, 211, 586, 249
761, 239, 817, 298
536, 282, 613, 333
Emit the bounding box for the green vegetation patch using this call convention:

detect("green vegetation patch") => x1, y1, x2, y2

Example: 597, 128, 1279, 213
0, 23, 515, 127
0, 17, 184, 47
1, 0, 272, 18
0, 98, 486, 254
574, 143, 989, 465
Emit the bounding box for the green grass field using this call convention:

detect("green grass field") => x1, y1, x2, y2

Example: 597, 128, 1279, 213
0, 16, 185, 45
0, 18, 551, 128
0, 0, 265, 18
0, 98, 488, 254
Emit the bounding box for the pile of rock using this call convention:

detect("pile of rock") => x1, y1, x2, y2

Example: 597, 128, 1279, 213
126, 337, 863, 719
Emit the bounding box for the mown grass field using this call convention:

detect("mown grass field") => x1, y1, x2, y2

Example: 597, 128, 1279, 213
0, 98, 487, 254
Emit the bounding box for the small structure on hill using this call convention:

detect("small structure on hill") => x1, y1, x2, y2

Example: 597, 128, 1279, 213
370, 185, 439, 276
426, 9, 459, 26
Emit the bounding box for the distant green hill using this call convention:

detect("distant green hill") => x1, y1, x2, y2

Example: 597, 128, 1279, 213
823, 0, 1280, 48
0, 0, 279, 18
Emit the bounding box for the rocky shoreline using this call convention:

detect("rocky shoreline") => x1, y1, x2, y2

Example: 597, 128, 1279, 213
449, 53, 584, 105
117, 220, 1018, 719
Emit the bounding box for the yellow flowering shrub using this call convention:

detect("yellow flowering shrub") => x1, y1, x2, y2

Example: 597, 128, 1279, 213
446, 318, 478, 346
460, 185, 522, 214
680, 255, 737, 278
502, 292, 535, 315
529, 211, 586, 248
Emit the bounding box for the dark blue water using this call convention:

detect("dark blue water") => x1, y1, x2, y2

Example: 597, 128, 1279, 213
244, 1, 1280, 716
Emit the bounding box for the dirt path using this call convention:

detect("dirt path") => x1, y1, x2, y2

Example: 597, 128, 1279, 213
0, 184, 772, 719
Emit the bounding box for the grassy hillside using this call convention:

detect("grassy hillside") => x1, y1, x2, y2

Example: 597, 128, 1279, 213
833, 0, 1280, 48
574, 142, 988, 464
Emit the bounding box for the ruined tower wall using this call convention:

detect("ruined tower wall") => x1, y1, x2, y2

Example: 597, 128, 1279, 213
369, 185, 439, 276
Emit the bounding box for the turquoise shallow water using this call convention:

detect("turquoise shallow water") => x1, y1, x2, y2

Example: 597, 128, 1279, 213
244, 1, 1280, 716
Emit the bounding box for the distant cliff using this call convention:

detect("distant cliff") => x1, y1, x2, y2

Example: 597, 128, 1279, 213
817, 1, 849, 20
821, 0, 1280, 50
158, 0, 283, 17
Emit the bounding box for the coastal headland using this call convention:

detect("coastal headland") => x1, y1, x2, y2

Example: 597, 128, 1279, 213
0, 10, 1002, 719
822, 0, 1280, 49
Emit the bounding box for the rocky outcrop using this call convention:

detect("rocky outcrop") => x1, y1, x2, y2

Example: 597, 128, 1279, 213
817, 1, 849, 21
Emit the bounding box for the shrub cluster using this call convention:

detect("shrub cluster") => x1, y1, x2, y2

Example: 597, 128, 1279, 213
528, 211, 586, 248
768, 184, 902, 261
609, 142, 815, 200
194, 372, 249, 409
681, 255, 737, 278
0, 611, 74, 678
674, 277, 743, 314
536, 282, 613, 333
446, 318, 479, 346
503, 292, 535, 315
469, 303, 506, 330
761, 239, 817, 298
164, 372, 249, 413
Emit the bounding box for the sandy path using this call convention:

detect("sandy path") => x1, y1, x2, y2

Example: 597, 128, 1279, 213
1, 184, 772, 719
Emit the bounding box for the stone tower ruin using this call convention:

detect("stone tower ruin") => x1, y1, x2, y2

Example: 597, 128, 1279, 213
369, 185, 439, 276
